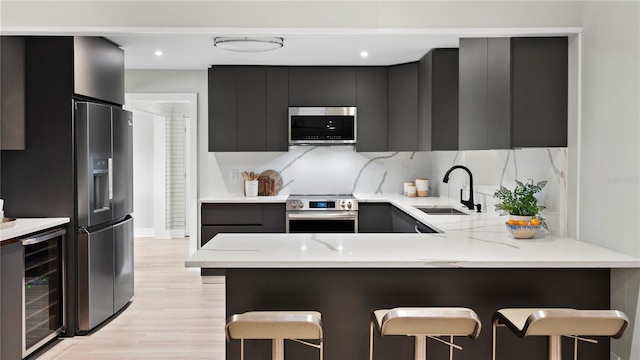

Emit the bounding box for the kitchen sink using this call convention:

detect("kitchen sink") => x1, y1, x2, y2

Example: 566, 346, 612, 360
414, 207, 468, 215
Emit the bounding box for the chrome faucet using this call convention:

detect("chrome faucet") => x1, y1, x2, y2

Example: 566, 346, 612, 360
442, 165, 481, 212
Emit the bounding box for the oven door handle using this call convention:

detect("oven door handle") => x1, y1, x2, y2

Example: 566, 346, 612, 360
287, 212, 358, 220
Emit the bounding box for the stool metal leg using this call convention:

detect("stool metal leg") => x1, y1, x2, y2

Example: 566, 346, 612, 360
369, 321, 374, 360
492, 319, 498, 360
548, 335, 561, 360
240, 339, 245, 360
414, 335, 427, 360
272, 338, 284, 360
449, 335, 454, 360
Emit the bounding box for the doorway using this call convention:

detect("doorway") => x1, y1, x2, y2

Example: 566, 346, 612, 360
124, 94, 197, 250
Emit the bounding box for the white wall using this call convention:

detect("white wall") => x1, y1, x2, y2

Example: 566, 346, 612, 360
578, 2, 640, 359
125, 70, 221, 200
132, 110, 155, 234
130, 101, 188, 236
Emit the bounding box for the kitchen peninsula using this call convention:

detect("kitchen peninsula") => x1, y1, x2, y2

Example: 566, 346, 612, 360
187, 196, 640, 360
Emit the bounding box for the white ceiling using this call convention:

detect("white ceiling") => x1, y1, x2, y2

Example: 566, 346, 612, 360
107, 33, 462, 70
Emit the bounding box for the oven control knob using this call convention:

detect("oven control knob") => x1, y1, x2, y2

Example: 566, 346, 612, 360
291, 202, 297, 209
298, 201, 304, 209
339, 201, 345, 209
346, 201, 352, 209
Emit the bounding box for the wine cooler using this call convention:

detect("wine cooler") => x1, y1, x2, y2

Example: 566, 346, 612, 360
22, 228, 66, 357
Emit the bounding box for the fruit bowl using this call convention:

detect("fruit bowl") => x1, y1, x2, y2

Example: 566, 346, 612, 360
506, 223, 542, 239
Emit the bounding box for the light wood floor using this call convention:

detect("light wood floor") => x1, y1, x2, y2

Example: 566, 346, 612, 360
34, 237, 225, 360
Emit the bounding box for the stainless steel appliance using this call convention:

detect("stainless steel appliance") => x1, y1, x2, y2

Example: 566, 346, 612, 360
22, 228, 66, 358
75, 101, 134, 333
288, 107, 357, 145
286, 194, 358, 233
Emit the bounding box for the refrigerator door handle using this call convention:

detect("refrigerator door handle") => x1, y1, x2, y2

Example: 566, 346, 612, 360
108, 157, 113, 200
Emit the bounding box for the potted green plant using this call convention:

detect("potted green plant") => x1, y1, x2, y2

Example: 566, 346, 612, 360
493, 180, 548, 230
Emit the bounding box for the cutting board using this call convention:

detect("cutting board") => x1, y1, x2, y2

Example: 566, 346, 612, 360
258, 170, 283, 196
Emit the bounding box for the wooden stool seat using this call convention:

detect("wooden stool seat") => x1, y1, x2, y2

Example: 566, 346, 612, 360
226, 311, 323, 360
370, 307, 481, 360
492, 308, 629, 360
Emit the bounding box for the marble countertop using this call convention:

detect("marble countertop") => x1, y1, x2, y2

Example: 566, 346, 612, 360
200, 194, 288, 204
1, 218, 70, 243
188, 194, 640, 269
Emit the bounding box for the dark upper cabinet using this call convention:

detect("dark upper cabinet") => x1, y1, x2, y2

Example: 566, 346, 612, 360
209, 66, 289, 152
237, 67, 267, 151
266, 67, 289, 151
424, 49, 459, 151
1, 36, 26, 150
289, 67, 357, 106
511, 37, 568, 148
73, 37, 125, 105
388, 62, 419, 151
356, 67, 388, 152
459, 37, 568, 150
208, 66, 238, 151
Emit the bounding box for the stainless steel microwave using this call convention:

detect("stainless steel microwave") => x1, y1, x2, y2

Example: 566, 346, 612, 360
288, 107, 357, 145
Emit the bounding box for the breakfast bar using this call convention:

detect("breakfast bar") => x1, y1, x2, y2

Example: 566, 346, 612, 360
187, 213, 640, 360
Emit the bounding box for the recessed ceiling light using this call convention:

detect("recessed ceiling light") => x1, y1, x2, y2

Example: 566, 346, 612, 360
154, 50, 163, 56
360, 51, 369, 58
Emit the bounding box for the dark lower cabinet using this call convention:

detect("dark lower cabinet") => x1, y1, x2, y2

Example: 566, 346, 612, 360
200, 204, 285, 246
200, 203, 285, 276
359, 202, 436, 233
1, 240, 23, 360
358, 203, 393, 233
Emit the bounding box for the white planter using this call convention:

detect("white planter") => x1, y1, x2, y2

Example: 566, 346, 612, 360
509, 215, 533, 222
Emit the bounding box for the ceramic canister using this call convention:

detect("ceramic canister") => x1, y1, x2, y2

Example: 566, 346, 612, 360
415, 178, 429, 197
244, 180, 258, 197
403, 182, 414, 196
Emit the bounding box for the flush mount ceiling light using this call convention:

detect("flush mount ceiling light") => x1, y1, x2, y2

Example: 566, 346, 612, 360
213, 37, 284, 53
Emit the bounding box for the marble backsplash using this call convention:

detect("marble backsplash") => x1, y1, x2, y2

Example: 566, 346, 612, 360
431, 148, 568, 236
207, 146, 567, 236
212, 146, 432, 196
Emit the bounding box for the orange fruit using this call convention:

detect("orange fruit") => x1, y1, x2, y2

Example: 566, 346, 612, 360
518, 220, 528, 226
506, 219, 518, 225
530, 218, 541, 226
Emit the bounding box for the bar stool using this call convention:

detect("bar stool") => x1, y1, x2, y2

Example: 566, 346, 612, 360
369, 307, 482, 360
492, 308, 629, 360
225, 311, 323, 360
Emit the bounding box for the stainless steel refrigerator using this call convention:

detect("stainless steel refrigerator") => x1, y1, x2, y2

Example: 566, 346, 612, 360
75, 101, 134, 333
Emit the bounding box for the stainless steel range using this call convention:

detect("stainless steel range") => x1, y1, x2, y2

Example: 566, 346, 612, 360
285, 194, 358, 233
